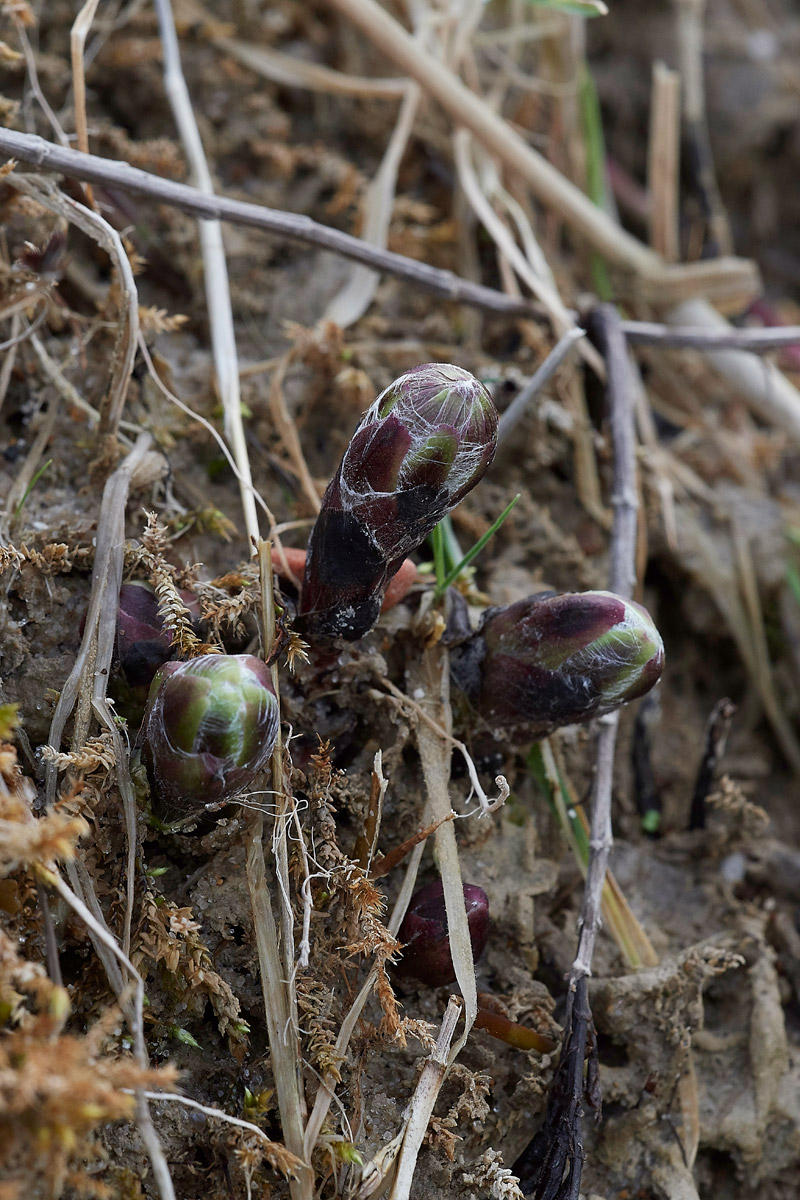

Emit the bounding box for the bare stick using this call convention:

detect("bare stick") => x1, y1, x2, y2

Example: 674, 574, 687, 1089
622, 320, 800, 352
496, 327, 587, 451
0, 127, 537, 319
527, 303, 639, 1200
153, 0, 259, 550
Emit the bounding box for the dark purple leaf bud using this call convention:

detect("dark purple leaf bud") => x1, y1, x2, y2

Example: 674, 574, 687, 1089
299, 364, 498, 643
452, 590, 664, 739
142, 654, 279, 819
117, 582, 199, 688
396, 880, 490, 987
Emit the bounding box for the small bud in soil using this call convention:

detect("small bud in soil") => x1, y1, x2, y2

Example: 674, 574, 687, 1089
142, 654, 279, 818
117, 582, 172, 688
299, 364, 498, 643
117, 582, 199, 688
396, 879, 490, 987
452, 590, 664, 738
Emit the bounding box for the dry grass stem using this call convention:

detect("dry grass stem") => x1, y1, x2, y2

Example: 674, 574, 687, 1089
647, 62, 680, 261
409, 643, 477, 1059
388, 997, 462, 1200
219, 36, 408, 98
243, 540, 311, 1200
326, 77, 421, 327
154, 0, 259, 549
70, 0, 101, 205
324, 0, 758, 307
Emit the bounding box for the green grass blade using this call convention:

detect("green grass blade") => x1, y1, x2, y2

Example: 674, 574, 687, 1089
15, 458, 53, 517
433, 493, 520, 598
579, 65, 614, 301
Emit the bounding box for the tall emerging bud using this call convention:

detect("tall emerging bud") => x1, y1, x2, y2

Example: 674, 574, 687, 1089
396, 880, 490, 987
451, 591, 664, 739
142, 654, 279, 819
299, 364, 498, 643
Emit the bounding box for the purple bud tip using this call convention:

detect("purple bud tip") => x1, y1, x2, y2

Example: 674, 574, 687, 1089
142, 654, 279, 819
117, 582, 198, 689
299, 364, 498, 644
453, 590, 664, 739
396, 880, 490, 987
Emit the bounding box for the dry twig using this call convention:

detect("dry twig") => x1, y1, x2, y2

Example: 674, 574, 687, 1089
0, 128, 537, 319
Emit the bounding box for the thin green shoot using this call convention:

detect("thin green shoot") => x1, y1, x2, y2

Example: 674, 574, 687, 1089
528, 741, 658, 969
431, 521, 447, 592
15, 458, 52, 517
787, 560, 800, 610
524, 0, 607, 14
579, 65, 613, 301
433, 494, 521, 599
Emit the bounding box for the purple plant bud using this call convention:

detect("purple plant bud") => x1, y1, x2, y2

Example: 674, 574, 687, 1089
396, 880, 490, 987
299, 364, 498, 643
452, 590, 664, 739
117, 582, 199, 688
142, 654, 279, 819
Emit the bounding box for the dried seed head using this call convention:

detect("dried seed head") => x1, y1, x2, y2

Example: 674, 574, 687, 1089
396, 880, 490, 987
452, 590, 664, 738
299, 364, 498, 643
142, 654, 279, 819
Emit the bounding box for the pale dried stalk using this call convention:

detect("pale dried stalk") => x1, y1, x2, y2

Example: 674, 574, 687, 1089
675, 0, 732, 255
268, 354, 321, 515
4, 174, 138, 443
245, 818, 311, 1200
153, 0, 259, 549
303, 841, 427, 1159
623, 321, 800, 352
387, 997, 462, 1200
647, 61, 680, 261
45, 436, 158, 966
0, 313, 20, 412
666, 298, 800, 444
411, 645, 477, 1059
244, 540, 311, 1200
45, 869, 175, 1200
220, 36, 407, 98
326, 78, 421, 327
452, 128, 598, 372
135, 1092, 303, 1175
70, 0, 101, 206
324, 0, 758, 307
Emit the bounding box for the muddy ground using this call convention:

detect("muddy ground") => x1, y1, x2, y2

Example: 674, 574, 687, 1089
2, 2, 800, 1199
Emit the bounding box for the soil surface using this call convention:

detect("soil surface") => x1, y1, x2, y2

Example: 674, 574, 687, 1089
2, 3, 800, 1200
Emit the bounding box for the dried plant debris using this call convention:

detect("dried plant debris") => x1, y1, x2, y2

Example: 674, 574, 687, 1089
1, 2, 800, 1199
